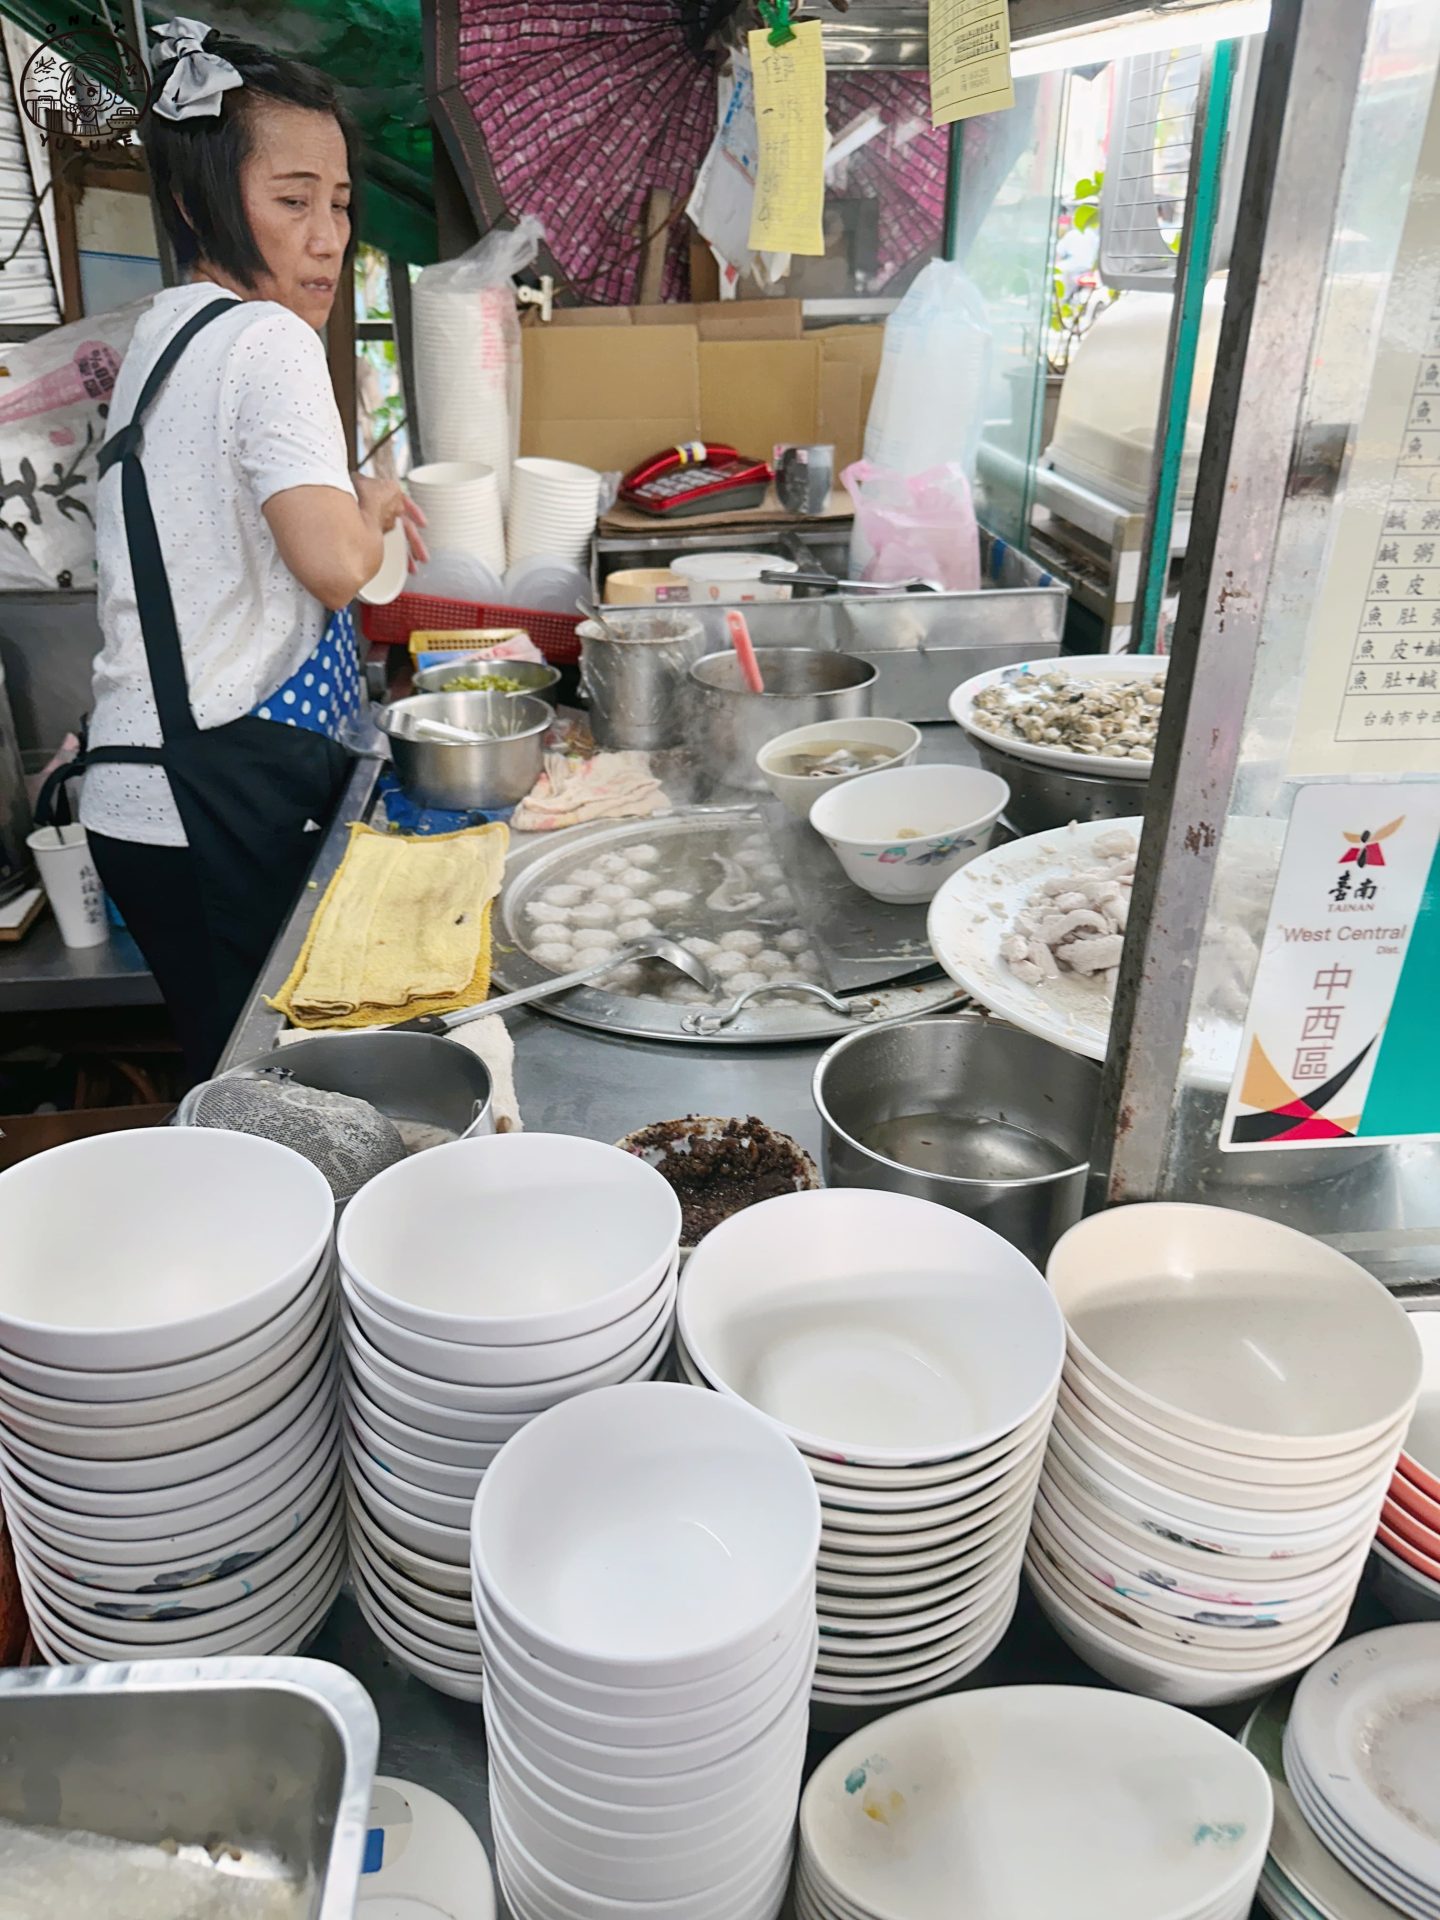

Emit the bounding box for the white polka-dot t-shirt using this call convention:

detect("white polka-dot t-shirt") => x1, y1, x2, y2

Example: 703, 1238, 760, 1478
82, 283, 356, 848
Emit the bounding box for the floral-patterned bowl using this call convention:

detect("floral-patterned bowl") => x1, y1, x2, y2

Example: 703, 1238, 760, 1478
809, 763, 1009, 903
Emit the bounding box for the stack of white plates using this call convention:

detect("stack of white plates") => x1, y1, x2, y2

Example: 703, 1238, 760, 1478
1281, 1625, 1440, 1920
1244, 1684, 1409, 1920
1029, 1203, 1422, 1707
506, 458, 602, 570
411, 281, 516, 500
406, 461, 507, 576
338, 1134, 681, 1700
677, 1188, 1064, 1709
1373, 1312, 1440, 1624
472, 1382, 820, 1920
0, 1130, 342, 1661
797, 1686, 1273, 1920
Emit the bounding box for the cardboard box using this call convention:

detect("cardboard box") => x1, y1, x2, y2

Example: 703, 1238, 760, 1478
520, 300, 876, 476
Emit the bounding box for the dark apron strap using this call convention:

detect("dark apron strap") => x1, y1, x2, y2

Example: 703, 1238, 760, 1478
96, 296, 239, 744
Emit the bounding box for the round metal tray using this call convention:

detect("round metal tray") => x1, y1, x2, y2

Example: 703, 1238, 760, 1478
494, 810, 959, 1045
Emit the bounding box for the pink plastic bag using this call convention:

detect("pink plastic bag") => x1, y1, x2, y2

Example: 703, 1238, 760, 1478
841, 461, 981, 593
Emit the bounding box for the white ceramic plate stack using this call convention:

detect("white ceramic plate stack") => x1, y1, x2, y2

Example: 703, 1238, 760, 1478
1244, 1685, 1410, 1920
676, 1188, 1065, 1710
1372, 1312, 1440, 1624
797, 1686, 1273, 1920
1028, 1203, 1423, 1707
506, 458, 602, 570
0, 1130, 342, 1662
1280, 1625, 1440, 1920
338, 1134, 682, 1701
406, 461, 507, 576
471, 1382, 821, 1920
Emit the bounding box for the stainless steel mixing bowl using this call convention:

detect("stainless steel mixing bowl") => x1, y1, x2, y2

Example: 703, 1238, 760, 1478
379, 690, 551, 810
813, 1012, 1100, 1266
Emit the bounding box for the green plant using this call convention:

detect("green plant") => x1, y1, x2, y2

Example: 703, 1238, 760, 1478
1048, 170, 1117, 374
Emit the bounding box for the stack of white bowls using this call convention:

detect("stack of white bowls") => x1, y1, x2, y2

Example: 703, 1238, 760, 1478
677, 1189, 1065, 1710
406, 460, 507, 575
0, 1130, 342, 1662
798, 1687, 1273, 1920
506, 457, 602, 570
411, 280, 516, 499
1372, 1310, 1440, 1623
472, 1382, 821, 1920
1280, 1624, 1440, 1920
338, 1135, 682, 1700
1028, 1202, 1422, 1707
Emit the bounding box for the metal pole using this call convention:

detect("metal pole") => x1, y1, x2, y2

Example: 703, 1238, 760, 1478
1131, 38, 1235, 657
1089, 0, 1379, 1205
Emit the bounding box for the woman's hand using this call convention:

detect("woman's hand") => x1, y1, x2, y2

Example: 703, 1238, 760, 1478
355, 474, 429, 571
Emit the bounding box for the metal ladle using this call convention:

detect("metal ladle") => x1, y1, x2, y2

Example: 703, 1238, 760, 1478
389, 937, 719, 1035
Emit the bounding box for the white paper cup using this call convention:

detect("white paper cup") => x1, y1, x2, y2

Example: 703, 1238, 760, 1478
27, 825, 107, 949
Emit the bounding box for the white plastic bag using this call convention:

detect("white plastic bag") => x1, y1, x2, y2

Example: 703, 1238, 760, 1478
411, 216, 545, 502
862, 260, 993, 484
842, 460, 980, 592
0, 296, 151, 589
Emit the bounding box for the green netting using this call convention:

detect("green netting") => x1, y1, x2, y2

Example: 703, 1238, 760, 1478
0, 0, 437, 262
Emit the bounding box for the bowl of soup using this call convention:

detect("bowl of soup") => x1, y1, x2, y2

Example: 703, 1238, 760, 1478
755, 718, 922, 816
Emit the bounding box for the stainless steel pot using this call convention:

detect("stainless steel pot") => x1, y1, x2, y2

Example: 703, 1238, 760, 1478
813, 1012, 1099, 1266
688, 648, 877, 791
379, 690, 550, 810
579, 612, 709, 750
413, 659, 561, 700
0, 1658, 378, 1920
971, 735, 1149, 834
233, 1029, 494, 1142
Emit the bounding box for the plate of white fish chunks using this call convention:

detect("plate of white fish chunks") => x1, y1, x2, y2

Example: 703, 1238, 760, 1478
926, 818, 1255, 1092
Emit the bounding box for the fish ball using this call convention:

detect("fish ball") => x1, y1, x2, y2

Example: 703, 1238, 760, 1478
571, 902, 614, 929
527, 902, 571, 928
617, 865, 653, 894
650, 889, 693, 912
753, 948, 788, 974
626, 843, 661, 865
777, 929, 809, 954
617, 917, 657, 941
729, 970, 766, 993
532, 944, 573, 973
708, 951, 748, 979
595, 853, 628, 877
573, 926, 620, 952
594, 882, 631, 904
719, 929, 764, 955
539, 884, 584, 907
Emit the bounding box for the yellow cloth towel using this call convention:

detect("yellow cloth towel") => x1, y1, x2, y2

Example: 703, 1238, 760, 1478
270, 821, 508, 1029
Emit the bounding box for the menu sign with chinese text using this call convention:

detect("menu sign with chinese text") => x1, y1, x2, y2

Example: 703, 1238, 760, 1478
1221, 783, 1440, 1151
1290, 72, 1440, 776
929, 0, 1015, 128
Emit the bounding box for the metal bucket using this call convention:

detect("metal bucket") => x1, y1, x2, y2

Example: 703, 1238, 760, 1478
813, 1013, 1099, 1266
579, 612, 709, 751
971, 734, 1149, 834
689, 648, 877, 791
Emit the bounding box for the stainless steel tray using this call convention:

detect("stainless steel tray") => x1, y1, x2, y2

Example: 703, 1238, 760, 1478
0, 1657, 378, 1920
676, 537, 1066, 722
495, 810, 958, 1044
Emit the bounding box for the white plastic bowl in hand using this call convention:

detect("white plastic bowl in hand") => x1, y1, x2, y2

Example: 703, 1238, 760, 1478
756, 718, 923, 817
809, 763, 1009, 903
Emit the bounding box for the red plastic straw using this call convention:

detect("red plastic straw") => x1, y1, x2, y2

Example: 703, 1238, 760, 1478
726, 609, 765, 694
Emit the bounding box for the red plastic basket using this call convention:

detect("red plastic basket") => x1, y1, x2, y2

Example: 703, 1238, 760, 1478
359, 592, 583, 666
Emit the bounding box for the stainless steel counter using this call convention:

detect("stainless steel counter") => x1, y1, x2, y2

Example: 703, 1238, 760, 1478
0, 915, 160, 1014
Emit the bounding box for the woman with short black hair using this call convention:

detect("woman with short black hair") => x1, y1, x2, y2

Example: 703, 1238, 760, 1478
77, 20, 425, 1079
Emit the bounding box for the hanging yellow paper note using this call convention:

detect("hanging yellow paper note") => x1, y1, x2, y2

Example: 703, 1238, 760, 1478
930, 0, 1015, 128
747, 20, 827, 256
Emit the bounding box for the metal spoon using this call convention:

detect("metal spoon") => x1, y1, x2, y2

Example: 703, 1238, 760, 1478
681, 980, 874, 1036
576, 597, 625, 642
389, 937, 719, 1034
